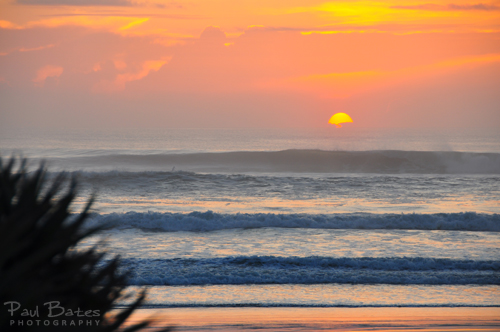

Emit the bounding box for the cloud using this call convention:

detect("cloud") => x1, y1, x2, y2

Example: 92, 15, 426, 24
274, 53, 500, 98
40, 13, 200, 19
119, 17, 149, 30
32, 65, 63, 86
392, 3, 500, 11
93, 57, 171, 92
0, 20, 17, 29
1, 23, 499, 129
1, 16, 154, 34
234, 23, 500, 35
16, 0, 184, 7
17, 0, 135, 6
19, 44, 56, 52
199, 26, 226, 41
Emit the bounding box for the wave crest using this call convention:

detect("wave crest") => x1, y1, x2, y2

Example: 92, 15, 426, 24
87, 211, 500, 232
52, 150, 500, 174
117, 256, 500, 286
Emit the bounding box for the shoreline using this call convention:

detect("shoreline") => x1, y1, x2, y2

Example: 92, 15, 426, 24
123, 307, 500, 331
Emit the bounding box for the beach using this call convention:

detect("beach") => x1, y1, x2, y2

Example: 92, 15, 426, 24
124, 307, 500, 331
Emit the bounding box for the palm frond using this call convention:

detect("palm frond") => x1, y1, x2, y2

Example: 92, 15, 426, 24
0, 157, 173, 331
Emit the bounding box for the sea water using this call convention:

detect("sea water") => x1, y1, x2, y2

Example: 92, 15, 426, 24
1, 127, 499, 307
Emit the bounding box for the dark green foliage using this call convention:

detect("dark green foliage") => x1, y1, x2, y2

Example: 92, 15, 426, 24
0, 157, 172, 331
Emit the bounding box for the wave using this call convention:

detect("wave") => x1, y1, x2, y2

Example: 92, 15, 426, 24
117, 256, 500, 286
68, 169, 500, 188
87, 211, 500, 232
67, 170, 500, 201
49, 149, 500, 174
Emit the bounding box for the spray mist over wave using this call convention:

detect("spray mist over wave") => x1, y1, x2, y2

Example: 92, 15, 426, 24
45, 150, 500, 174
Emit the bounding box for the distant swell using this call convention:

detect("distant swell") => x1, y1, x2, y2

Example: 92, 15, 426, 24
118, 256, 500, 286
88, 211, 500, 232
53, 149, 500, 174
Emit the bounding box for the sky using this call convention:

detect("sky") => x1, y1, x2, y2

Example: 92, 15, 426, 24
0, 0, 499, 129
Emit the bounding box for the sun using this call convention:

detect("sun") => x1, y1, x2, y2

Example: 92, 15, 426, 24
328, 113, 353, 128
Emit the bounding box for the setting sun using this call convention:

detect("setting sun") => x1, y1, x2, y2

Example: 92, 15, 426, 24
328, 113, 353, 128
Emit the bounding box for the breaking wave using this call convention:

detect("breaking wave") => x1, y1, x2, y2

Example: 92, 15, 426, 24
49, 149, 500, 174
118, 256, 500, 286
87, 211, 500, 232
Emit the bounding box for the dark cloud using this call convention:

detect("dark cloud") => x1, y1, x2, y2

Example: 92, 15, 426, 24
154, 1, 183, 9
392, 3, 500, 11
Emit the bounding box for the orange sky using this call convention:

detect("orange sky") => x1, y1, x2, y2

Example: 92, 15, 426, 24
0, 0, 499, 128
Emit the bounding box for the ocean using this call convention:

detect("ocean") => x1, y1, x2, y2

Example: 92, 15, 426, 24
1, 127, 499, 309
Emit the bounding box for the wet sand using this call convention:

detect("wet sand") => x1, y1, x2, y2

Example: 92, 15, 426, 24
123, 307, 500, 331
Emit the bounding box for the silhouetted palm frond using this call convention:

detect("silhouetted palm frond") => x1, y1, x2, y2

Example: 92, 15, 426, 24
0, 157, 172, 331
